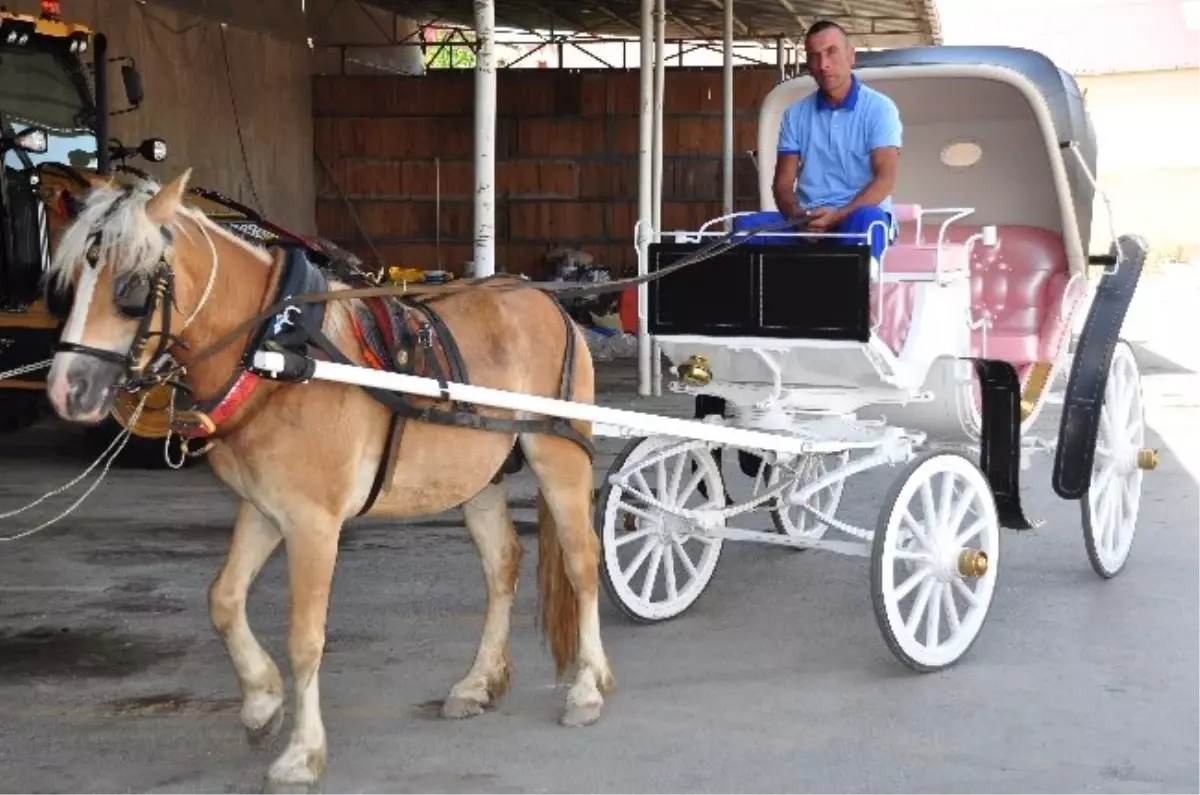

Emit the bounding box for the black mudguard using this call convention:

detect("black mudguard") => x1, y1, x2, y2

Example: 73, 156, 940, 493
974, 359, 1035, 530
1052, 235, 1146, 500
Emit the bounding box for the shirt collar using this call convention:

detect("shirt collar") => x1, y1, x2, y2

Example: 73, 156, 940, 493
816, 75, 860, 111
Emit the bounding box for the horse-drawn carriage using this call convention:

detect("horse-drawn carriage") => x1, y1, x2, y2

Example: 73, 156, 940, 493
595, 44, 1153, 669
21, 43, 1153, 791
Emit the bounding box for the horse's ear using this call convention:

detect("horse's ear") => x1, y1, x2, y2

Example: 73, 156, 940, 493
145, 168, 192, 225
82, 170, 115, 191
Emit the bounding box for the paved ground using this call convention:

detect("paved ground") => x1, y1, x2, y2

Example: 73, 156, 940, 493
0, 270, 1196, 794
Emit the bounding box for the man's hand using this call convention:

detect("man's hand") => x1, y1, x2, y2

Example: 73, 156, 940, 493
805, 206, 844, 232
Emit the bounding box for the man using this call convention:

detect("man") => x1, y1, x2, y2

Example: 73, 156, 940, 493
692, 21, 903, 493
770, 19, 902, 261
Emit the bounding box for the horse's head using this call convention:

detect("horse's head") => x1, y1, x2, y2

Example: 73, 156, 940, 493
44, 169, 200, 424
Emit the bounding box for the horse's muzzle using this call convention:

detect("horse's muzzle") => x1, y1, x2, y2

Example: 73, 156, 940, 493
47, 353, 125, 424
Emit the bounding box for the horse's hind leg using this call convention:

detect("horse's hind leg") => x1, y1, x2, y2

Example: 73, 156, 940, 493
442, 479, 524, 719
209, 500, 285, 745
522, 432, 614, 728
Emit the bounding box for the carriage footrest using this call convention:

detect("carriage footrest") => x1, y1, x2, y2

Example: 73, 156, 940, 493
252, 348, 315, 382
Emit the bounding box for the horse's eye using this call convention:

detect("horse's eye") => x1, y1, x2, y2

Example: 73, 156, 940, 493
113, 272, 152, 319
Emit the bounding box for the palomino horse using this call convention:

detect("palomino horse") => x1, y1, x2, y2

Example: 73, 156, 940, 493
42, 170, 614, 790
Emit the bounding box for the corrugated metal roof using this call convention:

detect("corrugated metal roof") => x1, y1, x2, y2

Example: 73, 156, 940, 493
365, 0, 942, 46
937, 0, 1199, 74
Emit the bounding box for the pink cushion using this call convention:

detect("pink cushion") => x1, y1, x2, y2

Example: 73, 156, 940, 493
882, 241, 970, 274
870, 282, 915, 355
871, 221, 1073, 365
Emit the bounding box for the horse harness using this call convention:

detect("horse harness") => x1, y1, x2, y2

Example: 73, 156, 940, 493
48, 200, 593, 516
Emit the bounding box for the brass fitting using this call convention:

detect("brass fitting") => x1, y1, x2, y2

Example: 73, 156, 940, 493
677, 355, 712, 386
1136, 448, 1159, 470
957, 549, 989, 578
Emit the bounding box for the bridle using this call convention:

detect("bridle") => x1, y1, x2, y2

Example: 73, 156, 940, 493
46, 189, 220, 394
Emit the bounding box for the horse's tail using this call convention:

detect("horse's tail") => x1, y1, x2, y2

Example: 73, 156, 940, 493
536, 490, 579, 678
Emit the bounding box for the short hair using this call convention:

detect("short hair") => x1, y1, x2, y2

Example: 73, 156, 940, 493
804, 19, 848, 42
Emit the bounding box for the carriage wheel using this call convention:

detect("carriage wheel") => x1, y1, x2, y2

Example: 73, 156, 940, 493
871, 451, 1000, 672
597, 436, 725, 623
1082, 340, 1149, 578
768, 451, 851, 545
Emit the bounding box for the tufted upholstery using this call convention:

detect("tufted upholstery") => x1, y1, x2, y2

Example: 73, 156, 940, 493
883, 220, 1074, 366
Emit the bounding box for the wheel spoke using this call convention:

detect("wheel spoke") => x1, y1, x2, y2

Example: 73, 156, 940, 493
667, 452, 686, 503
905, 578, 936, 634
948, 484, 977, 534
894, 564, 932, 602
893, 550, 933, 563
618, 501, 660, 525
677, 467, 706, 506
656, 458, 668, 499
942, 582, 961, 633
938, 472, 956, 533
622, 536, 657, 580
901, 509, 934, 551
951, 577, 979, 608
925, 582, 943, 648
639, 544, 665, 601
920, 478, 937, 526
663, 543, 679, 601
954, 517, 987, 547
1092, 461, 1117, 494
614, 526, 653, 548
671, 536, 700, 580
633, 470, 654, 500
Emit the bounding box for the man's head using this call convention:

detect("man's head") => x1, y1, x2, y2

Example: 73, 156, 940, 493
804, 20, 855, 98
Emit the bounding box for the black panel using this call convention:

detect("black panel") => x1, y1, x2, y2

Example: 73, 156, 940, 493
646, 240, 872, 340
1, 168, 45, 309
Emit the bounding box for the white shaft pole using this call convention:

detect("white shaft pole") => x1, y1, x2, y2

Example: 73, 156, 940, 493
472, 0, 496, 277
636, 0, 654, 396
252, 352, 820, 456
722, 0, 734, 229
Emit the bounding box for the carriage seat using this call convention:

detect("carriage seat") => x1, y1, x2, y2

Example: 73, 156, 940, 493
881, 203, 971, 275
911, 222, 1080, 366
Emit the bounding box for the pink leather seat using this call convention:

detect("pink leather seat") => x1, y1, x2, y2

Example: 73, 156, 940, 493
870, 216, 1076, 366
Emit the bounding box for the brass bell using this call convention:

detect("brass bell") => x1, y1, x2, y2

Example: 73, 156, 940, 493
677, 355, 712, 386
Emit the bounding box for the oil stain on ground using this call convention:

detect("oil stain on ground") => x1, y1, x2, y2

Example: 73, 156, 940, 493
0, 625, 187, 680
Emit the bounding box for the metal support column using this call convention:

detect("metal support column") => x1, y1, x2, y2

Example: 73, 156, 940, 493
650, 0, 666, 396
776, 34, 785, 82
636, 0, 654, 396
472, 0, 496, 277
722, 0, 734, 228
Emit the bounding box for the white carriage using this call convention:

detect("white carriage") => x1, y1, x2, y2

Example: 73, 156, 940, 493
249, 45, 1154, 674
593, 45, 1156, 671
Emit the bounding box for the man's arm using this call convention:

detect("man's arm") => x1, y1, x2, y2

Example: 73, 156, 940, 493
773, 106, 804, 217
773, 154, 802, 218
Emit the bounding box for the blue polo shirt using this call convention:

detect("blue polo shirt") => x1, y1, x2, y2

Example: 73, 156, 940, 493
777, 76, 902, 213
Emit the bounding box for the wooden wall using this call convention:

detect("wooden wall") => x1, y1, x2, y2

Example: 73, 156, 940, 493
313, 67, 781, 279
7, 0, 315, 233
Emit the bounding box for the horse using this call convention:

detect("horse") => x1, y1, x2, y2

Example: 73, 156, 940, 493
41, 169, 615, 791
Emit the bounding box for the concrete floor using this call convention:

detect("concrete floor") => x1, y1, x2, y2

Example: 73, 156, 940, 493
0, 272, 1196, 794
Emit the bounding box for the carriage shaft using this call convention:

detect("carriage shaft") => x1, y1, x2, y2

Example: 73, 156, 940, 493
704, 525, 872, 556
253, 352, 820, 455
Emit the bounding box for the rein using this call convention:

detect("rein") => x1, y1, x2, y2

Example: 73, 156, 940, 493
173, 214, 811, 377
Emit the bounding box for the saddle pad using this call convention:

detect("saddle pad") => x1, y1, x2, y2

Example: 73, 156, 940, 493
350, 296, 457, 388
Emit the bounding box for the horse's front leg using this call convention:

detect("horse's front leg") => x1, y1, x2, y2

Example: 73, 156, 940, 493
264, 512, 341, 793
210, 500, 285, 745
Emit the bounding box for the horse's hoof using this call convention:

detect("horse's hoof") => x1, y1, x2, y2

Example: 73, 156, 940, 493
560, 700, 602, 728
441, 696, 486, 719
262, 776, 323, 795
246, 705, 285, 748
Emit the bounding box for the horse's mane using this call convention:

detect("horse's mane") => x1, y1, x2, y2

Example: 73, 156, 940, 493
47, 175, 273, 290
